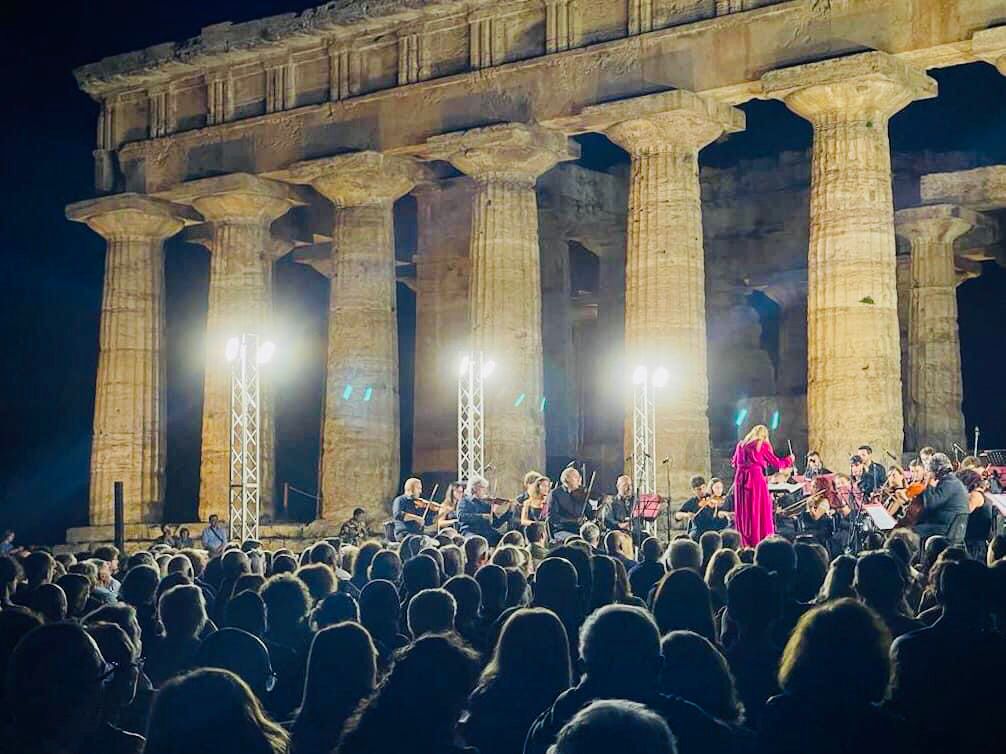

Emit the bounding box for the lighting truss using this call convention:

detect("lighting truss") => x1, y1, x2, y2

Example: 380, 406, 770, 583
457, 351, 486, 484
632, 373, 656, 495
229, 334, 262, 543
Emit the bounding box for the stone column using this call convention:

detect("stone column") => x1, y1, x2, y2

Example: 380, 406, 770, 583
165, 175, 302, 521
288, 152, 428, 521
578, 90, 744, 496
895, 205, 978, 453
894, 253, 913, 449
412, 179, 473, 477
763, 52, 936, 467
67, 195, 197, 524
425, 124, 579, 494
538, 205, 578, 460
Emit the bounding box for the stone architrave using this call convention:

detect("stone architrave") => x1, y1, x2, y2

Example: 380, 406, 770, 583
973, 26, 1006, 77
412, 179, 473, 478
287, 152, 429, 521
67, 194, 199, 524
763, 52, 937, 467
577, 90, 744, 497
425, 124, 579, 494
895, 205, 980, 453
163, 174, 302, 521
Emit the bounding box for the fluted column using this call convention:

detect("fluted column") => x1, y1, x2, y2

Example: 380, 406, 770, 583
165, 174, 301, 521
895, 205, 978, 453
67, 195, 197, 524
412, 179, 473, 477
426, 124, 579, 493
763, 52, 936, 467
578, 91, 744, 496
288, 152, 428, 520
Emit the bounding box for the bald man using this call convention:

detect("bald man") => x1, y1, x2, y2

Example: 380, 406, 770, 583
604, 475, 634, 535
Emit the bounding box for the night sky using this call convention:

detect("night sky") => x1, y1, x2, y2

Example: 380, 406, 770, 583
3, 3, 1005, 545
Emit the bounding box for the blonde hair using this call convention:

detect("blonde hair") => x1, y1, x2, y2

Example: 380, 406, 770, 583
743, 424, 769, 447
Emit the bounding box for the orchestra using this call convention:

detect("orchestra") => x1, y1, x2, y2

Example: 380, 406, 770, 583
386, 440, 1006, 556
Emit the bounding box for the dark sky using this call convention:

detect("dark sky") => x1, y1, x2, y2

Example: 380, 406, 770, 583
2, 3, 1004, 544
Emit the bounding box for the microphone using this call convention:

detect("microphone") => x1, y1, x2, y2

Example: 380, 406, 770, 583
885, 450, 899, 463
953, 443, 967, 455
661, 457, 670, 465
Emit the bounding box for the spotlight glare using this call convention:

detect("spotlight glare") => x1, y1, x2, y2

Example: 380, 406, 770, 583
482, 360, 496, 379
363, 387, 373, 402
735, 408, 749, 428
651, 367, 669, 388
770, 410, 780, 430
342, 384, 353, 401
514, 392, 526, 407
632, 365, 648, 385
459, 355, 470, 377
257, 340, 276, 365
225, 337, 240, 363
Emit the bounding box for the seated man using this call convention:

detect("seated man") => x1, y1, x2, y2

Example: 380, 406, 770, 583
915, 454, 969, 543
456, 476, 505, 546
339, 507, 371, 547
392, 478, 427, 542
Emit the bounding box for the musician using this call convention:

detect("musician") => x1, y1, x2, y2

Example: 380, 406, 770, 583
907, 458, 926, 484
457, 476, 505, 545
688, 477, 731, 540
603, 475, 634, 533
855, 445, 887, 496
675, 476, 709, 526
392, 478, 427, 541
434, 482, 464, 531
798, 498, 836, 548
958, 468, 993, 562
976, 454, 1004, 494
732, 425, 795, 547
918, 446, 936, 469
914, 453, 969, 543
518, 472, 549, 528
546, 467, 587, 542
803, 451, 831, 479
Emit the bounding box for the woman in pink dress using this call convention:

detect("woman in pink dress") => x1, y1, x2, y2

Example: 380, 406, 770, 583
732, 424, 795, 547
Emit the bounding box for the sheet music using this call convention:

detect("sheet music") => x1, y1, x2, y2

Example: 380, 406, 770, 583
863, 504, 897, 531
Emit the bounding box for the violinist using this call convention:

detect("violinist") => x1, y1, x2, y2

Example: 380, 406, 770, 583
803, 451, 831, 480
434, 481, 464, 531
546, 467, 587, 542
798, 497, 836, 548
457, 476, 507, 545
915, 453, 969, 543
518, 472, 549, 529
676, 476, 709, 526
603, 475, 635, 534
688, 477, 731, 540
855, 445, 887, 496
392, 478, 427, 541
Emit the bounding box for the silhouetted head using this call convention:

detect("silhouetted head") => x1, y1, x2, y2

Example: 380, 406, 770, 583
580, 605, 660, 691
359, 579, 401, 636
854, 552, 906, 612
407, 588, 457, 638
443, 574, 481, 627
819, 555, 857, 602
298, 622, 377, 721
755, 537, 797, 586
297, 563, 337, 602
120, 564, 160, 607
313, 592, 360, 629
652, 569, 715, 642
144, 668, 287, 754
29, 582, 67, 623
477, 607, 571, 700
475, 564, 508, 616
640, 537, 662, 563
402, 554, 441, 597
261, 573, 311, 631
369, 550, 403, 584
660, 630, 742, 723
195, 628, 274, 702
159, 584, 207, 639
726, 564, 778, 633
225, 589, 266, 637
551, 700, 675, 754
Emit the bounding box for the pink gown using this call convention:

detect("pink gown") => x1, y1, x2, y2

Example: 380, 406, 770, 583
731, 440, 794, 547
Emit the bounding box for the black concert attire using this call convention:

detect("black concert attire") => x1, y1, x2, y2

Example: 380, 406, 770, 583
546, 485, 586, 539
965, 494, 993, 561
391, 494, 423, 541
915, 473, 969, 542
858, 461, 887, 496
603, 495, 633, 532
457, 495, 504, 545
797, 510, 835, 547
803, 464, 831, 480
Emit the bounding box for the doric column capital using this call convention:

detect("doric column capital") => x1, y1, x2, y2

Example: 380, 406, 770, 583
161, 173, 304, 226
425, 123, 579, 185
578, 90, 744, 155
973, 26, 1006, 76
67, 193, 199, 240
895, 204, 984, 245
286, 151, 431, 207
762, 51, 936, 123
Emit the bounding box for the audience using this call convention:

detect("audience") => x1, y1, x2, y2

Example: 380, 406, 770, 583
3, 480, 1003, 754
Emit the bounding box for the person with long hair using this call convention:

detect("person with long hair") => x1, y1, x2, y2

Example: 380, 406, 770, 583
463, 608, 572, 754
731, 425, 794, 547
659, 630, 745, 727
337, 634, 480, 754
651, 570, 717, 643
144, 668, 288, 754
291, 623, 377, 754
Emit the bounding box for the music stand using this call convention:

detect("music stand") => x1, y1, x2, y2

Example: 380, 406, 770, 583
632, 494, 663, 521
862, 504, 897, 531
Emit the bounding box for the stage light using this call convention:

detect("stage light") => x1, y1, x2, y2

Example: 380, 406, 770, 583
225, 337, 240, 363
482, 359, 496, 379
342, 384, 353, 400
514, 392, 526, 407
632, 365, 648, 385
770, 410, 780, 430
652, 366, 669, 388
459, 355, 469, 376
363, 387, 373, 402
257, 340, 276, 365
735, 408, 749, 427
539, 396, 547, 412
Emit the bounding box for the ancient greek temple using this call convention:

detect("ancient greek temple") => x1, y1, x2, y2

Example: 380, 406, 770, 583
66, 1, 1006, 540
